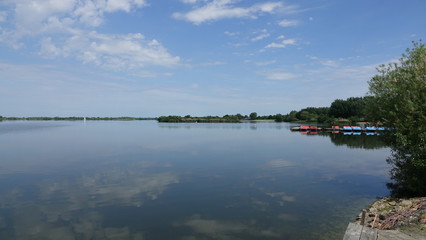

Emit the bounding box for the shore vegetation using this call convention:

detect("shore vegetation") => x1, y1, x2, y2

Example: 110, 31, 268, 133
0, 116, 155, 121
366, 41, 426, 197
157, 115, 242, 123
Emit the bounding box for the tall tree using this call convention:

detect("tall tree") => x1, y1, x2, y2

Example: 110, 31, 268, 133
249, 112, 257, 120
329, 97, 366, 119
367, 41, 426, 197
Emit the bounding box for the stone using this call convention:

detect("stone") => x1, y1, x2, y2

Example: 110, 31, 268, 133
401, 200, 413, 207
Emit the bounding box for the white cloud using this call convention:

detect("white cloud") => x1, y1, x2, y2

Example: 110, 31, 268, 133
198, 61, 226, 66
278, 19, 299, 27
307, 55, 318, 60
173, 0, 286, 25
307, 55, 340, 67
105, 0, 146, 12
39, 37, 63, 58
181, 0, 199, 4
73, 0, 147, 26
265, 38, 297, 48
1, 0, 179, 71
262, 71, 297, 80
251, 33, 270, 42
73, 0, 104, 27
320, 59, 338, 67
3, 0, 147, 38
0, 11, 7, 22
224, 31, 239, 37
252, 2, 283, 13
38, 31, 180, 70
254, 60, 276, 66
13, 0, 76, 36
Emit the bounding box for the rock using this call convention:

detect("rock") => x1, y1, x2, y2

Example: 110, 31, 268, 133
400, 200, 413, 207
369, 207, 377, 212
354, 197, 426, 231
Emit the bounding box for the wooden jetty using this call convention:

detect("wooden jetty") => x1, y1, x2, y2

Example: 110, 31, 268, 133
343, 222, 422, 240
343, 223, 377, 240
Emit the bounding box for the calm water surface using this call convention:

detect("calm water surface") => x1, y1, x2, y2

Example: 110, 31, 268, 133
0, 121, 390, 240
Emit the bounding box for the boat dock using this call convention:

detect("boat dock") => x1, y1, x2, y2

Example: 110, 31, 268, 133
291, 125, 385, 134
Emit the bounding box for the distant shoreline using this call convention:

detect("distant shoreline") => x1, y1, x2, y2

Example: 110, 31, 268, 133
0, 117, 155, 121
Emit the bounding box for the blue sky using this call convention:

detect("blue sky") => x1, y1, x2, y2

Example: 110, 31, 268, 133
0, 0, 425, 117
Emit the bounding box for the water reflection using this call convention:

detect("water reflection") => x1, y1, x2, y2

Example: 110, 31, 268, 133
158, 122, 287, 130
386, 143, 426, 197
0, 161, 179, 239
0, 121, 69, 135
0, 121, 390, 240
328, 133, 387, 149
176, 215, 282, 240
264, 159, 297, 169
291, 131, 388, 149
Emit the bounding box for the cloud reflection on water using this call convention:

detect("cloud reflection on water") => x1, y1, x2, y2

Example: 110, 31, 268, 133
0, 161, 178, 239
176, 214, 282, 240
0, 121, 391, 240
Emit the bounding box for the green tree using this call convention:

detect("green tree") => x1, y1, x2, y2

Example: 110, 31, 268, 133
303, 107, 330, 116
285, 110, 298, 122
329, 97, 367, 119
274, 114, 284, 122
157, 115, 183, 122
367, 41, 426, 197
297, 110, 311, 121
317, 114, 330, 123
249, 112, 257, 120
329, 99, 347, 118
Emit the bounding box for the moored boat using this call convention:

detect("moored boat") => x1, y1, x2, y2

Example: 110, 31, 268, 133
300, 125, 310, 131
365, 126, 377, 131
309, 126, 319, 131
342, 126, 352, 131
351, 126, 362, 131
291, 125, 322, 131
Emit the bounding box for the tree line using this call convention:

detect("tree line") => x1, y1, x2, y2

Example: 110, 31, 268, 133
157, 115, 242, 123
273, 96, 372, 123
235, 96, 371, 123
156, 96, 373, 124
0, 116, 154, 121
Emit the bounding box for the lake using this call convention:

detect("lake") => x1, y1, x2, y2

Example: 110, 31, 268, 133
0, 120, 391, 240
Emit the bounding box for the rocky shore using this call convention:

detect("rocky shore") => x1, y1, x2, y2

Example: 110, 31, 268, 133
354, 197, 426, 238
